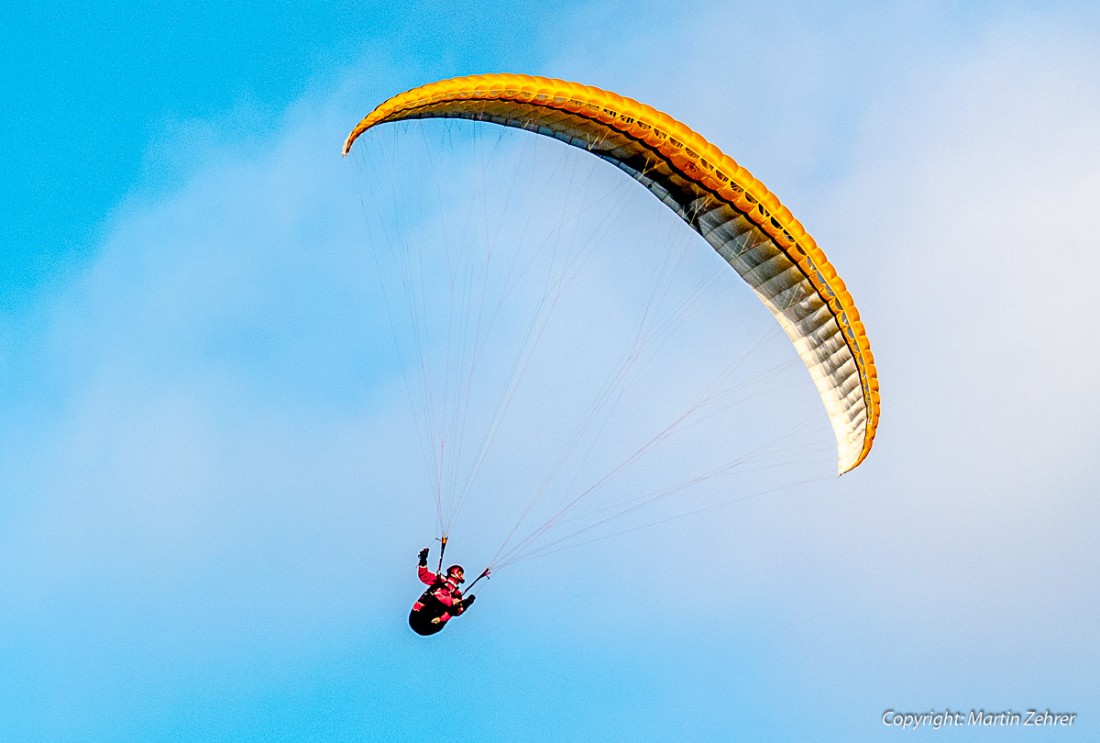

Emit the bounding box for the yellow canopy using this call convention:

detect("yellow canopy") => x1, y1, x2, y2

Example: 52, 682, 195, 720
344, 74, 879, 473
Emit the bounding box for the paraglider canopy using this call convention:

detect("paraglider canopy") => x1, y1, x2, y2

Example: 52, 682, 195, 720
343, 73, 879, 474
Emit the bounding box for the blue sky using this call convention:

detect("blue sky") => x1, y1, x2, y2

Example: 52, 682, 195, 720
3, 1, 1099, 740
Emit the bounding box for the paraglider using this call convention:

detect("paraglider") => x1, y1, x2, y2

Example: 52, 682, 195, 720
345, 75, 880, 632
409, 546, 481, 636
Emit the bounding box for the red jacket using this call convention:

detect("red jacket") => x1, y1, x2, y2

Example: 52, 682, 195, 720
413, 566, 466, 623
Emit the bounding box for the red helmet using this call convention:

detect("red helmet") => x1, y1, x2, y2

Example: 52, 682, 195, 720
446, 565, 465, 582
